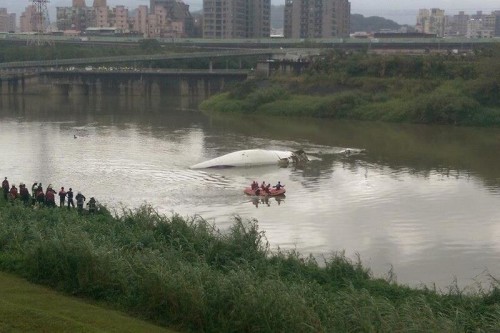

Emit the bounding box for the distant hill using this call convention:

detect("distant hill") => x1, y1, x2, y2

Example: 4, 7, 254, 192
350, 14, 402, 33
205, 6, 403, 34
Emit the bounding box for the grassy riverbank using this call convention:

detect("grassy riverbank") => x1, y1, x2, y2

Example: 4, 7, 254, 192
0, 201, 499, 332
0, 271, 173, 332
201, 46, 500, 126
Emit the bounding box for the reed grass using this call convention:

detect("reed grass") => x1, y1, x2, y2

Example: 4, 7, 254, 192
0, 200, 499, 332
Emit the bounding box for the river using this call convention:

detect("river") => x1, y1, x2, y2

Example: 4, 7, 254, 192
1, 94, 499, 290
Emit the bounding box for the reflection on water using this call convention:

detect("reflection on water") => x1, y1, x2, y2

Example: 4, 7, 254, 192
249, 195, 285, 208
1, 94, 500, 290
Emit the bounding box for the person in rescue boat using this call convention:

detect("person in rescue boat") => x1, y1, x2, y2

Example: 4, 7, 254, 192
251, 181, 258, 190
264, 183, 271, 194
274, 181, 284, 190
261, 181, 266, 190
254, 187, 261, 196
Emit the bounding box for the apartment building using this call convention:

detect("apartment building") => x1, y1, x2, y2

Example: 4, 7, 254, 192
111, 5, 129, 30
94, 1, 109, 28
56, 6, 94, 31
203, 0, 271, 39
20, 5, 37, 32
284, 0, 351, 39
73, 0, 86, 7
151, 0, 193, 37
134, 5, 149, 36
451, 11, 469, 36
0, 8, 16, 32
443, 10, 499, 38
416, 8, 445, 37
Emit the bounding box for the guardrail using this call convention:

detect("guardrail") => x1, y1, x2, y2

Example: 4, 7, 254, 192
0, 49, 281, 69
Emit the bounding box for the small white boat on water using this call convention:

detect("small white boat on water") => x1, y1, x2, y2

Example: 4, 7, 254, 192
190, 149, 307, 169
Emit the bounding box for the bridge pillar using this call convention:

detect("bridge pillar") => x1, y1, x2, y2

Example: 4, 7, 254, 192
209, 60, 213, 73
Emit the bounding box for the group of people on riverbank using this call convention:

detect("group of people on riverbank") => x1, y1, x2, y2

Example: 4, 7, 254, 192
2, 177, 98, 214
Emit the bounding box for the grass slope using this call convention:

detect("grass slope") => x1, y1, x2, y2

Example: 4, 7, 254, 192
0, 201, 499, 331
0, 272, 175, 333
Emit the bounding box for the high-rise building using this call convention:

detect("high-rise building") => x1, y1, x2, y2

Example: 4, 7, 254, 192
56, 6, 94, 31
0, 8, 16, 32
416, 8, 445, 37
494, 11, 500, 37
73, 0, 86, 8
284, 0, 350, 39
20, 5, 37, 32
453, 11, 469, 36
203, 0, 271, 39
111, 5, 129, 30
94, 4, 109, 27
93, 0, 107, 7
151, 0, 193, 36
133, 5, 149, 36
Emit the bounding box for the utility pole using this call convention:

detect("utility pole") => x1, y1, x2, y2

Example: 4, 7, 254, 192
28, 0, 53, 46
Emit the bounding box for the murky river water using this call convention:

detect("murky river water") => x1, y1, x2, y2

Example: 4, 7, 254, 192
1, 94, 500, 290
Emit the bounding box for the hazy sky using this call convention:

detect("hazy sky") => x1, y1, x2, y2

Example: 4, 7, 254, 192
1, 0, 499, 25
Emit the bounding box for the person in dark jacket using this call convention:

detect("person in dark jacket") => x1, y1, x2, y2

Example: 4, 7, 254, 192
87, 197, 97, 214
75, 191, 86, 213
36, 185, 45, 205
2, 177, 9, 200
67, 188, 75, 209
19, 183, 30, 205
31, 182, 38, 205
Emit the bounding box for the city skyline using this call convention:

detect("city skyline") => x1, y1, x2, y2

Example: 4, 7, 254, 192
0, 0, 499, 25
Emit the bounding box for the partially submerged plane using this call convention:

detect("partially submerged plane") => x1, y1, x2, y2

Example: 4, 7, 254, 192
190, 149, 309, 169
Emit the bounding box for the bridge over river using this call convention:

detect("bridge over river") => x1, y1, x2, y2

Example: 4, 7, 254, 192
0, 49, 283, 70
0, 68, 249, 98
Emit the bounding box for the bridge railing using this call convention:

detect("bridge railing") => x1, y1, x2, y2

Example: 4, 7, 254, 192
0, 49, 282, 70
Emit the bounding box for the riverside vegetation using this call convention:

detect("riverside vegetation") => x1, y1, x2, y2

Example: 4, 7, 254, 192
0, 200, 499, 332
200, 45, 500, 126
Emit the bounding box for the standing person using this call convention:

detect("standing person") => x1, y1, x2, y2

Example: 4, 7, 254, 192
75, 191, 86, 214
58, 187, 67, 207
31, 182, 38, 205
36, 185, 45, 206
2, 177, 9, 200
46, 184, 55, 195
9, 185, 18, 200
67, 188, 75, 209
45, 187, 56, 208
87, 197, 97, 214
19, 183, 30, 205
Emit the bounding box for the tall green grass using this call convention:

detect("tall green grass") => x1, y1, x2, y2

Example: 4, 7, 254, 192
0, 201, 499, 332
